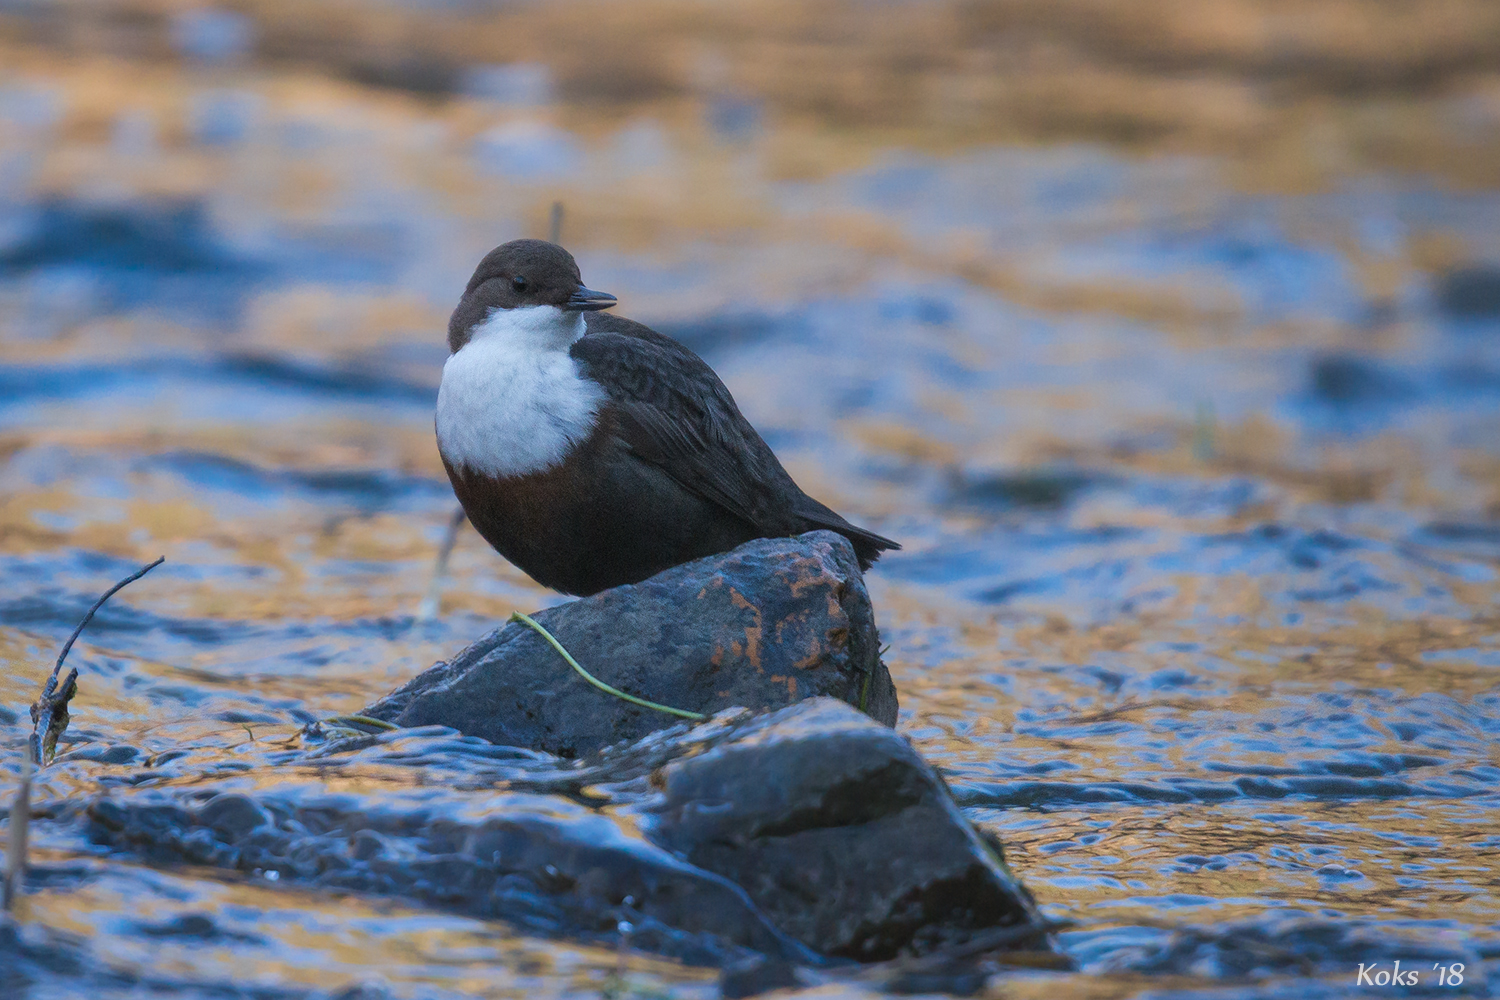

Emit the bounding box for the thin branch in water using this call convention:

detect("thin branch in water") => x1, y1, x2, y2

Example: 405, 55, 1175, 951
30, 556, 165, 766
416, 506, 467, 621
4, 744, 32, 913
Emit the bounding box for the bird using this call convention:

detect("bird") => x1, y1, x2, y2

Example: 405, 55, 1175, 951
435, 239, 899, 597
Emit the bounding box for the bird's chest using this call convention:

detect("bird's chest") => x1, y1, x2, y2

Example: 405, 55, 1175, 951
440, 412, 631, 595
435, 338, 606, 478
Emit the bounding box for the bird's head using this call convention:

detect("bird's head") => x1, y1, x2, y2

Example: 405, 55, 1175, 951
448, 239, 616, 353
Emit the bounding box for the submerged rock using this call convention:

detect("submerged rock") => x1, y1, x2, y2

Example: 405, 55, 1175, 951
86, 775, 810, 968
364, 531, 898, 757
80, 699, 1046, 972
633, 698, 1041, 961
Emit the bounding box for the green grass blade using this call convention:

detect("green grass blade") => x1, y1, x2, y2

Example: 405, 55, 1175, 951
510, 611, 707, 721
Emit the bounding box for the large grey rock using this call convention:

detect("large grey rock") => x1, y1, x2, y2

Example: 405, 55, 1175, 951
365, 531, 897, 757
631, 698, 1044, 961
79, 698, 1047, 971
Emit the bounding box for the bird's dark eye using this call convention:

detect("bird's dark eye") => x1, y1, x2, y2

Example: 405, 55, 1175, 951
511, 276, 528, 293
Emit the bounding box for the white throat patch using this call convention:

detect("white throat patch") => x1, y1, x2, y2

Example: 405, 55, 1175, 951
436, 306, 604, 478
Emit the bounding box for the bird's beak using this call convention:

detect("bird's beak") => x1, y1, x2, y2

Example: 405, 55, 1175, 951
564, 286, 617, 312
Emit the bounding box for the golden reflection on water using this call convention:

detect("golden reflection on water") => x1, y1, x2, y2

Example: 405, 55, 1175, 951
20, 850, 719, 999
982, 798, 1500, 923
2, 0, 1499, 994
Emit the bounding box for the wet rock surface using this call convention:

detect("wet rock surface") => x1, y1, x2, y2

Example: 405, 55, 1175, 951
363, 531, 898, 757
637, 699, 1040, 961
73, 699, 1043, 974
86, 783, 806, 967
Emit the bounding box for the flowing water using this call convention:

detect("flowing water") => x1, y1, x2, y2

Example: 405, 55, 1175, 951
1, 7, 1499, 997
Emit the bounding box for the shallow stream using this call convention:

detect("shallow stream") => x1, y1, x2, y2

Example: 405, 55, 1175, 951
2, 27, 1499, 998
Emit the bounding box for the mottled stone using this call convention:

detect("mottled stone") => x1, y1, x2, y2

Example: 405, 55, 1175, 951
635, 698, 1043, 961
364, 531, 897, 757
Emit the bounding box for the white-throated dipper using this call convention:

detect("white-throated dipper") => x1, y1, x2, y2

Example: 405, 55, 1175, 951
436, 239, 899, 596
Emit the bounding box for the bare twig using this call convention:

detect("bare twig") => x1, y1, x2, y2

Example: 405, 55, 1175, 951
30, 556, 165, 767
416, 506, 467, 621
3, 745, 31, 913
548, 200, 564, 244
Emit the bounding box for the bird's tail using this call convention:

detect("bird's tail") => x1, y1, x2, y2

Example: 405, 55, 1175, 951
795, 500, 900, 571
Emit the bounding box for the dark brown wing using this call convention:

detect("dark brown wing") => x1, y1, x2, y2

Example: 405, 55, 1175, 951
572, 314, 900, 567
571, 313, 796, 532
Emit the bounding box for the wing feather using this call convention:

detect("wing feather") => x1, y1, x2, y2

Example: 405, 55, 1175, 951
571, 315, 791, 530
572, 313, 900, 564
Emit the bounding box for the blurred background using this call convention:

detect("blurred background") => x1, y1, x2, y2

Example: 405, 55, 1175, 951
1, 1, 1499, 997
